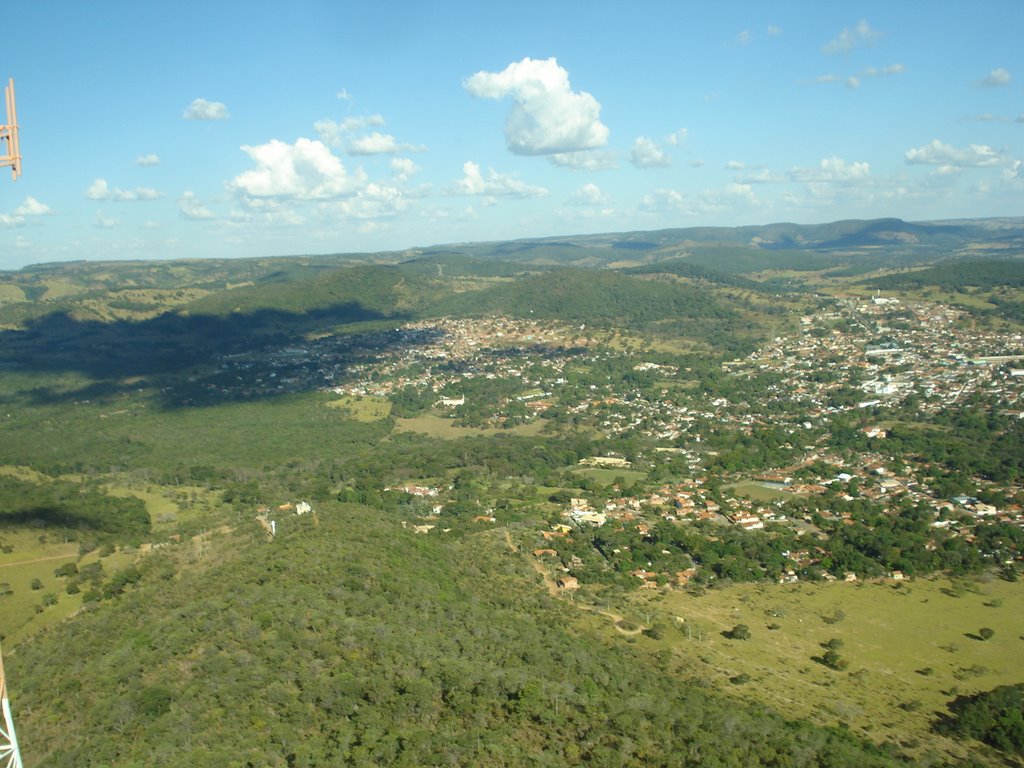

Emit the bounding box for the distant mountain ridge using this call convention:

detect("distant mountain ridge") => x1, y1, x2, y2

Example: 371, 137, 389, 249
408, 216, 1024, 270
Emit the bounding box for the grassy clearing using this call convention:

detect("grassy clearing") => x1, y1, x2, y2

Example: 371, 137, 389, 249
0, 544, 146, 646
572, 466, 647, 485
393, 413, 548, 439
0, 284, 25, 304
0, 465, 51, 482
326, 394, 391, 421
599, 330, 704, 355
40, 278, 83, 300
0, 535, 82, 644
617, 576, 1024, 764
103, 482, 222, 534
726, 480, 795, 502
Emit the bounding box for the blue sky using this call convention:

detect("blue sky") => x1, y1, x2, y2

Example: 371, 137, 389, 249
0, 1, 1021, 269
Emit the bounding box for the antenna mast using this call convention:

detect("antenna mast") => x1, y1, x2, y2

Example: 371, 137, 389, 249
1, 78, 21, 180
0, 74, 25, 768
0, 641, 23, 768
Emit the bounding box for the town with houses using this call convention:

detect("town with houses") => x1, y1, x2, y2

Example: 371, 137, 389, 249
228, 292, 1024, 590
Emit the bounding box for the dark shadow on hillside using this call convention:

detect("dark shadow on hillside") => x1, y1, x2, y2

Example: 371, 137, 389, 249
0, 303, 441, 409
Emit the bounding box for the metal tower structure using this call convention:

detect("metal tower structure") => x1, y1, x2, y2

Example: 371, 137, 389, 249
1, 74, 25, 768
1, 78, 21, 180
0, 642, 23, 768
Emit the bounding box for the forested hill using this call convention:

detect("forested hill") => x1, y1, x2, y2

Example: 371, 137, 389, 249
432, 268, 734, 326
183, 263, 433, 318
8, 506, 902, 767
864, 259, 1024, 292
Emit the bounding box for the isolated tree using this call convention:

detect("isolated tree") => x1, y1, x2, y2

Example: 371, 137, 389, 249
979, 627, 995, 641
727, 623, 751, 640
822, 649, 849, 670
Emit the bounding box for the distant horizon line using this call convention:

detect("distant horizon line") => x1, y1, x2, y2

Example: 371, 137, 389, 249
8, 213, 1024, 273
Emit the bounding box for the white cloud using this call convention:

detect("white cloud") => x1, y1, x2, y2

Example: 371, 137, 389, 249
0, 214, 23, 228
229, 138, 367, 202
975, 113, 1011, 123
735, 30, 751, 46
638, 188, 686, 213
905, 139, 1005, 167
15, 196, 53, 216
464, 57, 609, 156
1003, 160, 1022, 180
328, 182, 411, 221
568, 183, 610, 206
790, 157, 870, 182
982, 67, 1011, 86
684, 183, 759, 216
738, 168, 783, 184
314, 114, 386, 147
724, 160, 746, 170
822, 20, 880, 54
631, 137, 670, 168
178, 191, 214, 220
336, 88, 352, 100
390, 157, 420, 183
85, 179, 109, 200
549, 150, 617, 170
347, 131, 425, 155
449, 161, 548, 198
665, 129, 688, 147
817, 63, 903, 89
134, 154, 160, 167
767, 24, 782, 37
183, 98, 230, 120
93, 212, 117, 229
864, 64, 905, 77
85, 178, 161, 201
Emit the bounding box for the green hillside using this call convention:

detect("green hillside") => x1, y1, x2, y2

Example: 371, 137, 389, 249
7, 507, 901, 767
184, 264, 424, 318
865, 259, 1024, 292
432, 268, 733, 325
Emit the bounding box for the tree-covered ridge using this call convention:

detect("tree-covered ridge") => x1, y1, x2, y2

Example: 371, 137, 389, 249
865, 259, 1024, 292
624, 257, 766, 289
9, 507, 903, 767
183, 263, 429, 318
397, 251, 547, 278
432, 268, 735, 327
664, 246, 844, 275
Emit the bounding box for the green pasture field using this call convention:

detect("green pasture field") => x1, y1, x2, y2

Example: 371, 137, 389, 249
0, 284, 25, 304
326, 394, 391, 421
726, 480, 795, 502
619, 575, 1024, 765
103, 482, 223, 534
393, 413, 548, 439
1, 543, 143, 646
597, 330, 702, 355
572, 466, 647, 486
39, 278, 84, 300
0, 467, 225, 644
